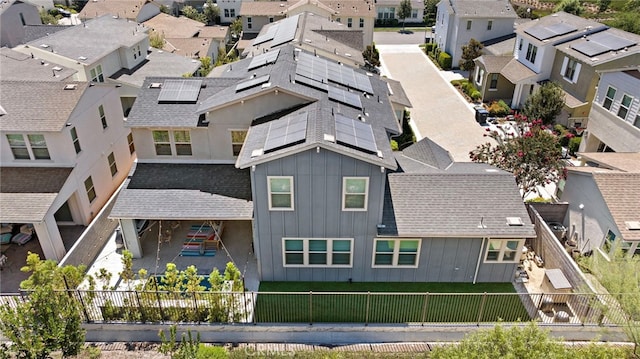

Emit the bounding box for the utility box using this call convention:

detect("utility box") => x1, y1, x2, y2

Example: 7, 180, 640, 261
542, 268, 572, 303
475, 107, 489, 125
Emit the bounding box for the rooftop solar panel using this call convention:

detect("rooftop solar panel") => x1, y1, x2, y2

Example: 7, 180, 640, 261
253, 25, 278, 46
328, 86, 362, 109
294, 74, 328, 92
571, 41, 610, 57
271, 15, 299, 47
588, 32, 636, 51
235, 74, 270, 92
263, 112, 308, 152
525, 23, 577, 41
546, 23, 577, 37
248, 49, 281, 70
158, 79, 202, 103
334, 114, 377, 154
354, 72, 374, 94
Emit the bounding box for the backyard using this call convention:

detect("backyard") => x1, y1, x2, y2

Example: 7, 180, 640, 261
255, 282, 530, 324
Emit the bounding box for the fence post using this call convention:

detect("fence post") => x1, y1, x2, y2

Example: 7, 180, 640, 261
76, 290, 91, 323
154, 285, 165, 323
134, 291, 145, 323
477, 292, 488, 326
309, 291, 313, 325
193, 292, 200, 324
420, 292, 430, 326
252, 292, 257, 325
365, 291, 371, 326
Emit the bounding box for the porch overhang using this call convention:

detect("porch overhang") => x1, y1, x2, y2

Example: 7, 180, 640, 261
501, 58, 537, 84
562, 89, 588, 109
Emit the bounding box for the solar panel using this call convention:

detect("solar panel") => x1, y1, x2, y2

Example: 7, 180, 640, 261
354, 72, 374, 94
294, 74, 328, 92
328, 87, 362, 109
525, 23, 577, 41
546, 23, 577, 37
334, 114, 377, 154
571, 41, 610, 57
235, 74, 271, 92
271, 15, 299, 47
248, 49, 281, 70
588, 32, 636, 51
157, 79, 202, 103
253, 25, 278, 46
263, 112, 308, 152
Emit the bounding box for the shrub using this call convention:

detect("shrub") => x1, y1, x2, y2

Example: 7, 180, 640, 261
197, 344, 228, 359
568, 136, 582, 155
390, 140, 399, 151
438, 51, 452, 69
450, 79, 464, 87
424, 43, 436, 53
470, 90, 481, 102
487, 100, 511, 117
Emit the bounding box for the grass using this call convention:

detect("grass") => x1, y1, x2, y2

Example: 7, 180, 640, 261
255, 282, 530, 324
374, 27, 432, 33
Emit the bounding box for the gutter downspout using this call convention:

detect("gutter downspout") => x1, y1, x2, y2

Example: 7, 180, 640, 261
473, 237, 487, 284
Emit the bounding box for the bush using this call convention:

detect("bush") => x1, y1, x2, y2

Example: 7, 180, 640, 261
438, 51, 452, 69
568, 136, 582, 155
390, 140, 399, 151
487, 100, 511, 117
470, 90, 481, 102
424, 43, 436, 53
197, 344, 228, 359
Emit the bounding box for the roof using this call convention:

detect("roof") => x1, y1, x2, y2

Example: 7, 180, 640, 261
109, 47, 201, 88
21, 25, 69, 44
384, 78, 412, 107
476, 55, 512, 74
562, 88, 588, 108
320, 0, 374, 17
384, 173, 536, 238
482, 34, 517, 57
240, 1, 290, 16
517, 12, 606, 46
79, 0, 154, 20
0, 47, 77, 81
449, 0, 517, 19
400, 137, 453, 170
592, 173, 640, 241
0, 81, 89, 132
501, 57, 537, 83
143, 13, 202, 38
0, 167, 73, 222
110, 163, 253, 220
197, 25, 229, 40
164, 37, 214, 59
555, 27, 640, 67
577, 152, 640, 173
22, 15, 149, 66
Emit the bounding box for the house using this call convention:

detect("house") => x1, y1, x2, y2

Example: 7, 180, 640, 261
434, 0, 517, 69
240, 0, 375, 46
375, 0, 424, 25
558, 152, 640, 259
0, 0, 42, 48
110, 44, 534, 283
0, 81, 135, 261
78, 0, 162, 23
580, 68, 640, 153
0, 47, 77, 81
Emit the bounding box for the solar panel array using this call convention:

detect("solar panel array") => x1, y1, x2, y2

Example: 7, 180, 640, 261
328, 86, 362, 109
294, 74, 328, 92
271, 15, 299, 47
252, 25, 278, 46
157, 79, 202, 103
571, 32, 637, 57
525, 23, 577, 41
263, 112, 308, 152
296, 52, 373, 93
235, 74, 271, 92
334, 114, 377, 154
248, 49, 281, 70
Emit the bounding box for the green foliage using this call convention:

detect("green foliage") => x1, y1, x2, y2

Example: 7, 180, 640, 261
458, 38, 483, 72
424, 42, 436, 53
568, 135, 582, 155
526, 196, 553, 203
423, 0, 438, 25
197, 344, 229, 359
40, 9, 59, 25
598, 0, 612, 12
20, 252, 86, 289
523, 82, 565, 125
606, 12, 640, 35
398, 0, 412, 29
120, 249, 135, 289
200, 56, 213, 76
203, 0, 220, 25
437, 51, 452, 70
624, 0, 640, 11
230, 18, 243, 40
182, 5, 205, 23
150, 30, 165, 49
159, 325, 201, 359
390, 139, 399, 151
470, 90, 481, 102
554, 0, 584, 15
470, 114, 565, 197
215, 48, 238, 66
487, 100, 511, 117
362, 43, 381, 68
160, 4, 171, 14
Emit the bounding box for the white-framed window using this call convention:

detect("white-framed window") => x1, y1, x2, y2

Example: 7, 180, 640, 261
359, 18, 364, 28
127, 133, 135, 154
373, 238, 421, 267
487, 20, 493, 30
601, 229, 617, 256
152, 130, 192, 156
84, 176, 96, 203
561, 57, 580, 83
342, 177, 368, 211
70, 127, 81, 153
617, 94, 633, 120
377, 7, 395, 19
525, 44, 537, 64
475, 67, 484, 86
89, 64, 104, 82
634, 114, 640, 128
98, 105, 107, 129
6, 134, 50, 160
107, 152, 117, 177
268, 176, 294, 210
411, 9, 418, 18
347, 18, 352, 28
603, 86, 616, 110
466, 20, 472, 30
283, 238, 353, 267
230, 130, 247, 157
489, 73, 499, 90
484, 239, 523, 263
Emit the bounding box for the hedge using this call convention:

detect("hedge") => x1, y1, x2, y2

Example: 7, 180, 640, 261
438, 52, 452, 70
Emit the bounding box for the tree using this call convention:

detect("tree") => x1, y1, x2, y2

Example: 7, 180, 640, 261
469, 114, 566, 198
598, 0, 612, 13
159, 4, 171, 14
607, 12, 640, 35
554, 0, 584, 16
398, 0, 412, 32
522, 82, 565, 125
150, 30, 165, 49
40, 9, 59, 25
181, 5, 205, 23
362, 43, 381, 68
423, 0, 438, 25
459, 38, 483, 76
199, 56, 213, 76
203, 0, 220, 25
230, 18, 242, 40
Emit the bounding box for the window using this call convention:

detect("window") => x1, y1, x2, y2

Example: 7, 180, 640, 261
269, 16, 273, 23
411, 9, 418, 18
283, 238, 353, 267
132, 45, 141, 59
359, 18, 364, 28
634, 114, 640, 128
224, 9, 229, 17
487, 20, 493, 30
518, 39, 523, 51
378, 7, 395, 19
98, 105, 107, 129
70, 127, 81, 153
20, 12, 25, 25
84, 176, 96, 203
268, 176, 293, 210
152, 130, 192, 156
127, 133, 135, 154
602, 230, 616, 254
485, 239, 522, 262
475, 67, 483, 86
89, 64, 104, 82
230, 9, 235, 17
466, 20, 472, 30
617, 94, 633, 120
525, 43, 537, 64
562, 57, 579, 82
6, 134, 50, 160
247, 17, 252, 29
230, 130, 247, 156
489, 73, 499, 89
603, 86, 616, 110
342, 177, 368, 210
347, 18, 352, 28
107, 152, 117, 176
373, 239, 420, 267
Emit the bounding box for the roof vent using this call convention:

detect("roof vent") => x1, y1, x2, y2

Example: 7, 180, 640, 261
149, 82, 162, 88
625, 221, 640, 230
506, 217, 524, 226
40, 44, 49, 48
376, 150, 383, 158
324, 134, 335, 142
78, 56, 87, 61
251, 149, 263, 157
64, 84, 77, 90
52, 66, 62, 71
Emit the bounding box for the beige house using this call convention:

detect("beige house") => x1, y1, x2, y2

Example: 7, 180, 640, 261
78, 0, 162, 22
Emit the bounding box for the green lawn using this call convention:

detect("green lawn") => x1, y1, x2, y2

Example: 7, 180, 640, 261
255, 282, 531, 324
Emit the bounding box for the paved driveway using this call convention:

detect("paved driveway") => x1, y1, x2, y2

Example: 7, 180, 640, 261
377, 44, 489, 162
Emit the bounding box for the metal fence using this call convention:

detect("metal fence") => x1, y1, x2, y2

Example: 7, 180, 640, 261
0, 290, 631, 326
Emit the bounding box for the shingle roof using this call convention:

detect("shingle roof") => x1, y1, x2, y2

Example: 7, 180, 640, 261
320, 0, 374, 17
197, 25, 229, 40
109, 47, 201, 88
501, 57, 537, 83
79, 0, 152, 20
385, 173, 536, 237
110, 163, 253, 220
143, 13, 202, 38
22, 15, 149, 66
555, 27, 640, 67
475, 55, 512, 74
384, 78, 412, 107
400, 137, 453, 170
593, 173, 640, 241
0, 167, 73, 222
240, 1, 290, 16
450, 0, 517, 19
164, 37, 214, 58
577, 152, 640, 173
517, 11, 605, 46
0, 81, 89, 132
21, 25, 69, 44
0, 48, 77, 81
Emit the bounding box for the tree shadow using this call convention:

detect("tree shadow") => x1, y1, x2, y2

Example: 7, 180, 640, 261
398, 30, 414, 34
